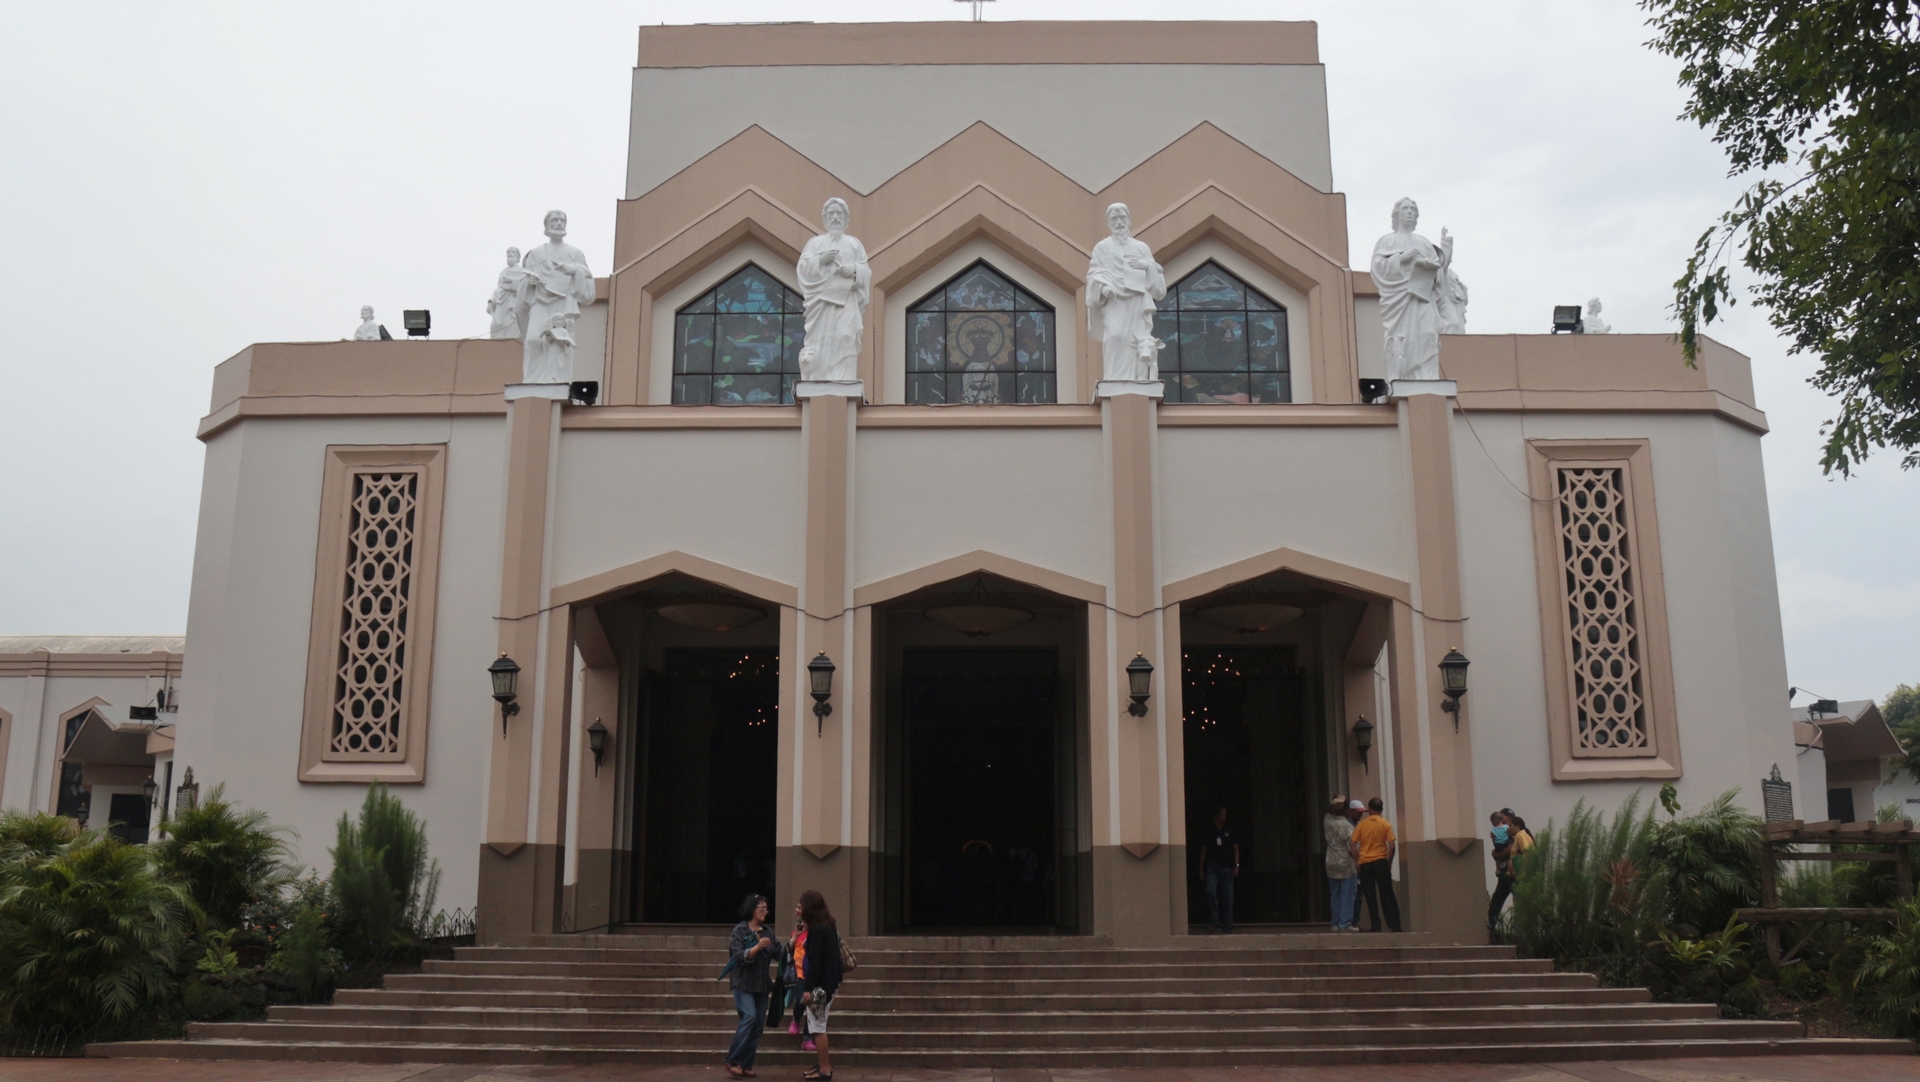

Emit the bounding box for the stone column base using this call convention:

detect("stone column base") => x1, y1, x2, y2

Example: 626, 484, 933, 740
1388, 378, 1457, 399
1096, 379, 1166, 399
796, 379, 865, 399
504, 382, 572, 401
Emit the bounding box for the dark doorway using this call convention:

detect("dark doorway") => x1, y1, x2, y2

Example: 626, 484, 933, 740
107, 792, 151, 844
900, 648, 1064, 929
632, 649, 778, 923
1182, 646, 1321, 924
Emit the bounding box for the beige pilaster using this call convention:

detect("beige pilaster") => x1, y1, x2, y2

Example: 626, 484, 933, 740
567, 606, 622, 932
479, 396, 563, 942
1397, 392, 1485, 937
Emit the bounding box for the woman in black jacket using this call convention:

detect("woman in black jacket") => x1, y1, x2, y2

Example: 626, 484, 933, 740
725, 894, 775, 1078
796, 890, 843, 1081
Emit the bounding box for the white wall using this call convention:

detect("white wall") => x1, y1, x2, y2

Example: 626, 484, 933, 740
0, 673, 172, 814
853, 427, 1108, 591
174, 414, 505, 911
1157, 426, 1408, 588
1453, 409, 1801, 845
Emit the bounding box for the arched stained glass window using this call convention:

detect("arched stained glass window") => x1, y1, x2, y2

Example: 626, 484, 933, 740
1153, 262, 1290, 404
906, 262, 1056, 405
672, 264, 805, 406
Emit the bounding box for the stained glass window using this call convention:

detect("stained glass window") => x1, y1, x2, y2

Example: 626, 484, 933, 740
672, 264, 805, 406
906, 262, 1056, 405
1153, 262, 1290, 404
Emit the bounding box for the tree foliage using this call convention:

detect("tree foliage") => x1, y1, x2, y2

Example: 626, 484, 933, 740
152, 783, 293, 929
1883, 682, 1920, 782
1645, 0, 1920, 474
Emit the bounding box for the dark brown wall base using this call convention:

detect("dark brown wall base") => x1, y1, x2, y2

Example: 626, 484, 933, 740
775, 844, 872, 934
1400, 838, 1489, 941
1090, 843, 1182, 943
476, 843, 563, 944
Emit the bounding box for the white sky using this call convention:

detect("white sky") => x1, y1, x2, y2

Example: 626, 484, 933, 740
1, 0, 1913, 706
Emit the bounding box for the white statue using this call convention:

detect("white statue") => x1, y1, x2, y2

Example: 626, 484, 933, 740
1370, 197, 1455, 381
513, 210, 595, 385
487, 247, 527, 340
1438, 267, 1469, 335
1086, 203, 1167, 382
353, 306, 380, 341
796, 198, 871, 382
1584, 297, 1611, 334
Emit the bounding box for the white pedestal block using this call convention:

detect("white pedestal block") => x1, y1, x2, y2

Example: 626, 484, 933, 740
796, 380, 865, 400
1388, 378, 1457, 399
505, 382, 572, 401
1095, 380, 1166, 399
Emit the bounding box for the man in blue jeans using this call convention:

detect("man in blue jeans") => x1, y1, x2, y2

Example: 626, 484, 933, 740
1323, 796, 1359, 931
1198, 805, 1240, 933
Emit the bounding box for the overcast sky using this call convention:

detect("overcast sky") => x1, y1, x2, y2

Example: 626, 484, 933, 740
1, 0, 1913, 705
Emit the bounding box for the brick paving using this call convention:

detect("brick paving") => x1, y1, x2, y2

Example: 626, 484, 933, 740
2, 1057, 1917, 1082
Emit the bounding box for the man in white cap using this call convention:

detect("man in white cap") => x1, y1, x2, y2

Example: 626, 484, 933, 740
1324, 796, 1358, 931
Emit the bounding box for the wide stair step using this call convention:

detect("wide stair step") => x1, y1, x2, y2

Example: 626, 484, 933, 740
89, 935, 1915, 1066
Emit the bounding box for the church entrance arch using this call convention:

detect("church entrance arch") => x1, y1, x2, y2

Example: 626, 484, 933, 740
871, 572, 1089, 933
593, 573, 782, 925
1176, 570, 1376, 927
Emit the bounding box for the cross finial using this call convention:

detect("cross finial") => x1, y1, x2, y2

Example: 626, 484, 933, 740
954, 0, 994, 21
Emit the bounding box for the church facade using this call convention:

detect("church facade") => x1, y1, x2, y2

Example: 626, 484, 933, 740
162, 21, 1796, 942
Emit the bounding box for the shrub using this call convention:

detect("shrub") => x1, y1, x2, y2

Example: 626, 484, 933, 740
1854, 900, 1920, 1038
0, 830, 196, 1031
152, 784, 293, 929
0, 811, 82, 863
1645, 916, 1767, 1017
265, 904, 343, 1002
1648, 787, 1762, 936
330, 784, 441, 968
1506, 792, 1660, 972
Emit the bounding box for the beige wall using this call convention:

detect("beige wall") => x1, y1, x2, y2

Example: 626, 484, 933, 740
0, 662, 179, 814
1454, 408, 1798, 867
175, 416, 507, 912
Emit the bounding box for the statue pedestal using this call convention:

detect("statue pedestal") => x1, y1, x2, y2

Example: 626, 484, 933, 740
1096, 380, 1166, 400
1388, 378, 1457, 399
504, 382, 572, 402
796, 380, 865, 400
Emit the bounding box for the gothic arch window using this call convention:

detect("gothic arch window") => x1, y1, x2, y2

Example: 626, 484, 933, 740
673, 264, 805, 406
906, 261, 1056, 405
1154, 261, 1291, 403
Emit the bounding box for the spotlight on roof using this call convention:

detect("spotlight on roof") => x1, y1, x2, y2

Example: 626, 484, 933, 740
1811, 698, 1840, 717
403, 310, 431, 338
1551, 305, 1585, 334
569, 380, 600, 406
1358, 378, 1388, 404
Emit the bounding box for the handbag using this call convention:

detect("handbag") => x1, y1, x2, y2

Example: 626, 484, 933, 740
838, 936, 858, 973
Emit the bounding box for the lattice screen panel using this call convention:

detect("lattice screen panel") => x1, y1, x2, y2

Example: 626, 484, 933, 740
330, 471, 418, 759
1555, 466, 1650, 754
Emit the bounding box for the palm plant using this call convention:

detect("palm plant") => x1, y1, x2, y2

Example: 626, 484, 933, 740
1648, 788, 1762, 935
0, 830, 197, 1030
1854, 900, 1920, 1037
0, 810, 82, 864
152, 784, 293, 929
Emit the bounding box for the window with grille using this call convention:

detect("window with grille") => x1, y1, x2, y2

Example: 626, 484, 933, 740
1554, 465, 1650, 755
330, 471, 418, 759
906, 262, 1056, 404
672, 264, 805, 406
302, 445, 444, 783
1153, 262, 1290, 404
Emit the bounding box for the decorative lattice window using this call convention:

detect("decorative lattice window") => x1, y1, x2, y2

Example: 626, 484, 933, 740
1527, 440, 1678, 781
1153, 261, 1290, 404
1555, 467, 1649, 754
906, 262, 1056, 404
301, 446, 445, 783
331, 472, 417, 757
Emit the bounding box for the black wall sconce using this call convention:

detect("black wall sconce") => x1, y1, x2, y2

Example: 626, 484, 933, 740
489, 653, 522, 734
1125, 653, 1154, 717
808, 652, 836, 734
587, 718, 609, 775
1352, 714, 1375, 773
1438, 647, 1470, 730
142, 775, 158, 807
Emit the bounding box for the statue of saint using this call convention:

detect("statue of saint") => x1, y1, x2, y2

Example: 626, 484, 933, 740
487, 247, 527, 340
1584, 297, 1611, 334
1086, 203, 1167, 382
513, 210, 596, 385
1370, 198, 1454, 381
796, 198, 870, 382
353, 306, 380, 341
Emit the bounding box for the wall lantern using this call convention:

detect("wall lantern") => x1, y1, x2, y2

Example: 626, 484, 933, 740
142, 775, 158, 807
586, 719, 609, 775
1438, 647, 1470, 729
1125, 653, 1154, 717
807, 652, 836, 734
489, 653, 522, 734
1352, 714, 1375, 774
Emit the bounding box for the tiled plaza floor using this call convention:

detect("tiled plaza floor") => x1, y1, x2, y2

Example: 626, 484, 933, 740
2, 1059, 1917, 1082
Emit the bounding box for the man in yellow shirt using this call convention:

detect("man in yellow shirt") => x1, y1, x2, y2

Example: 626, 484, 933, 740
1349, 796, 1401, 933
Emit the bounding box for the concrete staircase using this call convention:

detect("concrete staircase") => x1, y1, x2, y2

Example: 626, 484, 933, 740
94, 932, 1913, 1066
